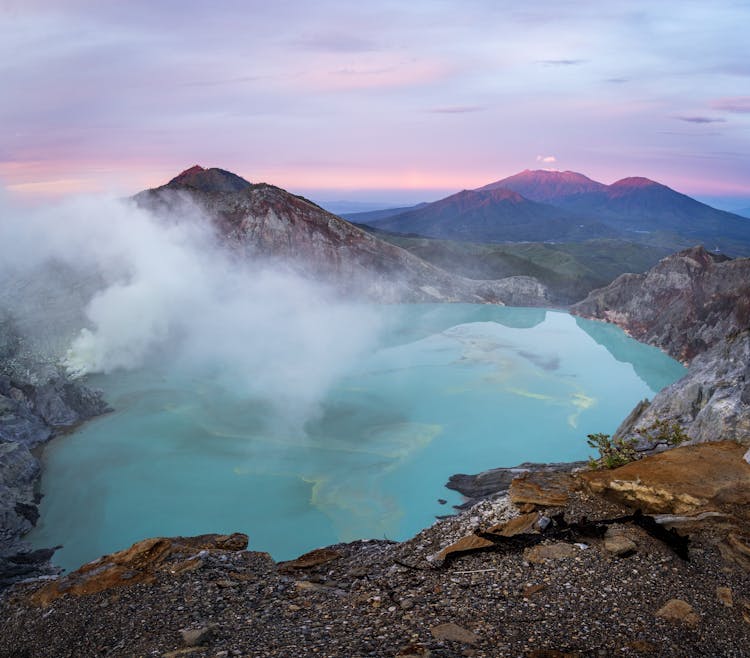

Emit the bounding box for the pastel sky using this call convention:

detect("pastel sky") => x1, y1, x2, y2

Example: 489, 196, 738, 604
1, 0, 749, 206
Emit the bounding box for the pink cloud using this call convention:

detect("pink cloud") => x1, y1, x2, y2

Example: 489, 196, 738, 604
711, 96, 750, 113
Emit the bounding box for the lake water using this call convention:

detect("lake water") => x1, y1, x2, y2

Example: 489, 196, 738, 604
29, 305, 685, 571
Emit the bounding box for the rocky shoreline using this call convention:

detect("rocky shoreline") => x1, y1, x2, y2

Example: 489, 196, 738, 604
0, 364, 109, 587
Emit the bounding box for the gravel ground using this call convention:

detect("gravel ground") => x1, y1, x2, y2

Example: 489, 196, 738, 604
1, 492, 748, 658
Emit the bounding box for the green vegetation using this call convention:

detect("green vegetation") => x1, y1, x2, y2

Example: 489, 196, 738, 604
635, 419, 689, 447
586, 420, 688, 470
586, 432, 638, 470
358, 230, 672, 303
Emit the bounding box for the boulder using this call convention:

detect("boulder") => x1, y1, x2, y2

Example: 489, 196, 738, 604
655, 599, 700, 626
179, 625, 214, 647
524, 542, 579, 563
430, 622, 478, 644
603, 534, 637, 557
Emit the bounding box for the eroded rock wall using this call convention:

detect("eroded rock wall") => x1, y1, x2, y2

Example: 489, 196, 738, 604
571, 246, 750, 447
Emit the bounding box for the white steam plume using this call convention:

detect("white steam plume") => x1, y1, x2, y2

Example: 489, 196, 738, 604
0, 191, 383, 423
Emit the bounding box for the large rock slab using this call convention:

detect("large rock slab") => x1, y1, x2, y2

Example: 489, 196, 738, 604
435, 512, 539, 564
580, 441, 750, 517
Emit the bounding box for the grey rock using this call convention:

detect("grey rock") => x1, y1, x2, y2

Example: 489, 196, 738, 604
616, 333, 750, 448
180, 625, 214, 646
447, 460, 587, 503
0, 370, 109, 588
30, 377, 110, 429
430, 622, 479, 644
604, 535, 637, 557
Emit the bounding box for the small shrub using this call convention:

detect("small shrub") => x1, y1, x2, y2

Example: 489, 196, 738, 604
635, 419, 688, 447
586, 432, 638, 470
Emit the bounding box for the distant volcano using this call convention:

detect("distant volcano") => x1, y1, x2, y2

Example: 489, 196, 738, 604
347, 168, 750, 256
361, 187, 615, 242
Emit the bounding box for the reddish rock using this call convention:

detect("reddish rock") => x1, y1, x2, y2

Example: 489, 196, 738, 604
436, 513, 539, 563
655, 599, 700, 626
29, 533, 250, 607
510, 471, 576, 507
278, 547, 341, 571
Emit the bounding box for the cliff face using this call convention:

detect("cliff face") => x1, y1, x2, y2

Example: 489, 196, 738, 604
0, 373, 109, 587
571, 246, 750, 362
134, 171, 551, 305
571, 246, 750, 447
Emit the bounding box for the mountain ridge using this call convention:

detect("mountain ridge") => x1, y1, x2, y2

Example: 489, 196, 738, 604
133, 167, 551, 306
361, 186, 615, 243
347, 168, 750, 256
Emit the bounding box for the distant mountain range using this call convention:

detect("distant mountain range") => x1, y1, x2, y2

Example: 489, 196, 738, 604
344, 169, 750, 256
132, 166, 551, 305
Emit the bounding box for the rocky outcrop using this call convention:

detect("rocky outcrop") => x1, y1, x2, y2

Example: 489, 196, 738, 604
134, 168, 551, 305
29, 533, 249, 607
0, 359, 109, 588
571, 246, 750, 361
613, 331, 750, 447
571, 246, 750, 447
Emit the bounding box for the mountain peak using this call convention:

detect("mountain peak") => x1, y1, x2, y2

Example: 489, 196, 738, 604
165, 166, 252, 193
479, 169, 605, 202
610, 176, 661, 189
176, 165, 205, 177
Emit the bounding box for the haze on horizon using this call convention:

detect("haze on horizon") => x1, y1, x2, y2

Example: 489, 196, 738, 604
1, 0, 749, 207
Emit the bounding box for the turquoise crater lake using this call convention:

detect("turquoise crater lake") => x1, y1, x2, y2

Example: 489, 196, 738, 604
30, 305, 685, 571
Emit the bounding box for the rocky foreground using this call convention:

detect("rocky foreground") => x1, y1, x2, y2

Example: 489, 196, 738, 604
1, 441, 749, 657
